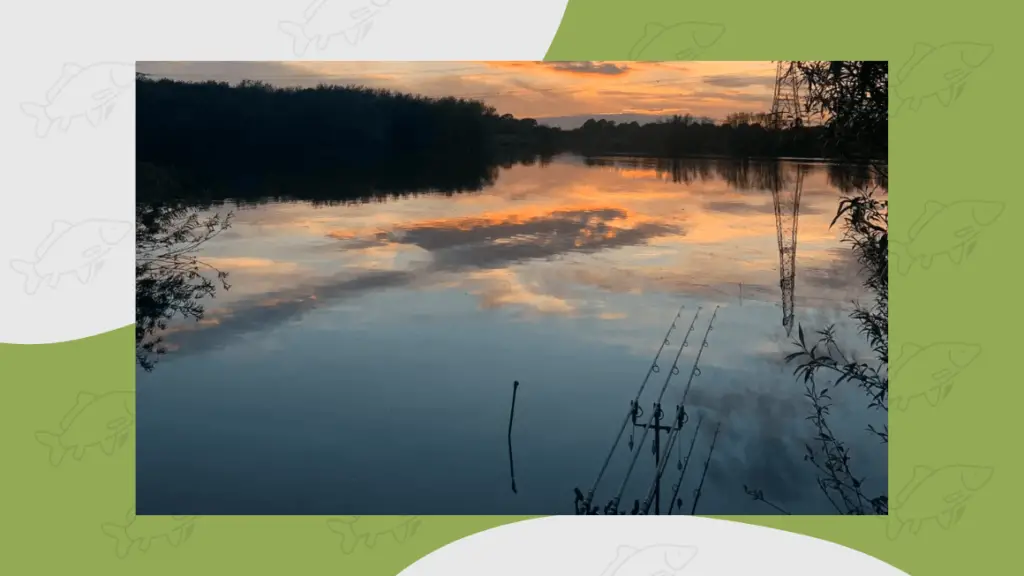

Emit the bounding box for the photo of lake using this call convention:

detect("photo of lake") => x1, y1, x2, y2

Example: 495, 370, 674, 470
135, 61, 888, 516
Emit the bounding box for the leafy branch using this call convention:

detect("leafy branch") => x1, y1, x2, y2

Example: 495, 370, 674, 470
746, 62, 888, 515
136, 163, 234, 372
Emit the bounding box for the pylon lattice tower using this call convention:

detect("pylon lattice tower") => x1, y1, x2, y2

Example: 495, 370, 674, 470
772, 167, 804, 337
769, 62, 805, 130
769, 62, 807, 337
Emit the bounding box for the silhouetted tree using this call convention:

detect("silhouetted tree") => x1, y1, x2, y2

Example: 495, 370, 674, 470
136, 76, 563, 204
791, 61, 888, 170
138, 74, 864, 196
562, 112, 837, 159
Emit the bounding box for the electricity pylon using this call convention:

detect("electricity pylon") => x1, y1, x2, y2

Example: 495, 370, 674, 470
769, 62, 808, 337
769, 61, 805, 130
772, 167, 805, 337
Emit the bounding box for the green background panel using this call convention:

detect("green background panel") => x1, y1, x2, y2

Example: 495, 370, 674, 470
2, 0, 1021, 574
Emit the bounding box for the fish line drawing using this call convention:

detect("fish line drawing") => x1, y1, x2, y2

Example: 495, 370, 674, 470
279, 0, 393, 57
890, 342, 981, 410
10, 219, 131, 295
599, 544, 698, 576
892, 42, 994, 116
35, 390, 135, 466
887, 465, 993, 539
326, 515, 421, 554
101, 507, 200, 559
21, 62, 136, 137
629, 22, 726, 60
890, 200, 1003, 275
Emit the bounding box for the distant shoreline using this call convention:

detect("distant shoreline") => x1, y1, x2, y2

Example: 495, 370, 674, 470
573, 151, 886, 165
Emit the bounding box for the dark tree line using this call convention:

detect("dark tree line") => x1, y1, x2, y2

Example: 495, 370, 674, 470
136, 75, 559, 204
137, 74, 879, 207
562, 112, 835, 159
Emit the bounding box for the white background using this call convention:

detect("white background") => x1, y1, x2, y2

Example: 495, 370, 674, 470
0, 0, 570, 344
398, 516, 908, 576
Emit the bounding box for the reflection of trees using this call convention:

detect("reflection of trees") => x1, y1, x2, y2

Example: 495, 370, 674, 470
826, 162, 887, 194
136, 163, 233, 372
137, 76, 553, 208
718, 159, 786, 191
155, 153, 887, 211
583, 155, 881, 193
166, 153, 508, 209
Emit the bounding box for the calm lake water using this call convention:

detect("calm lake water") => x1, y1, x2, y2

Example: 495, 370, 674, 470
136, 155, 887, 515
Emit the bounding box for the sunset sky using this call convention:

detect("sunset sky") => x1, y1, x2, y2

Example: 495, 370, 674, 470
136, 61, 779, 128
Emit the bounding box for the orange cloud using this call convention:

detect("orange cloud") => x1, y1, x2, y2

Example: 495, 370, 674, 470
139, 61, 778, 122
202, 257, 301, 272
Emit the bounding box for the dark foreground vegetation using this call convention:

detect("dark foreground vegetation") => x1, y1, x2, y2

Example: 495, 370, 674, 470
744, 61, 888, 515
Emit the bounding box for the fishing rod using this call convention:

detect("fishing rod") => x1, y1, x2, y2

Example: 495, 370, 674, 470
605, 307, 702, 514
667, 415, 704, 514
651, 307, 705, 410
640, 306, 720, 514
639, 405, 687, 514
579, 303, 688, 513
690, 422, 722, 515
679, 306, 720, 406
